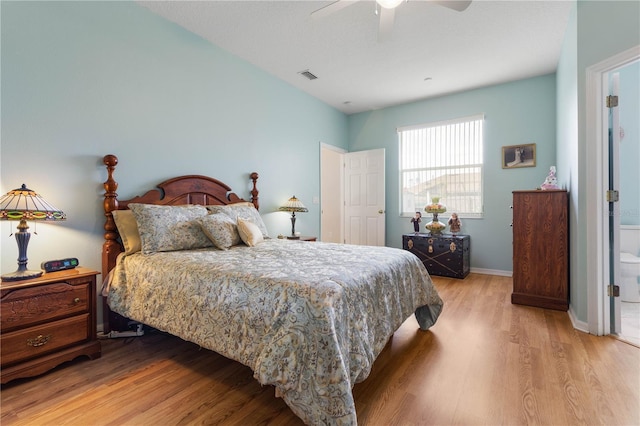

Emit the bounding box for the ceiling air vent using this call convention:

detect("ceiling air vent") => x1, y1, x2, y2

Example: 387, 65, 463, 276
298, 70, 318, 80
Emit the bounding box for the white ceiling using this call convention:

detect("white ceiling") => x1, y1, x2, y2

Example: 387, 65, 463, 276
138, 0, 574, 114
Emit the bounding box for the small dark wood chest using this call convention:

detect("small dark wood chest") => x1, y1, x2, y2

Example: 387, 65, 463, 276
403, 233, 470, 279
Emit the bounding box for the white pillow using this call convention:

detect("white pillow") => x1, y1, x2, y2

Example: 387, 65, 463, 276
237, 217, 264, 247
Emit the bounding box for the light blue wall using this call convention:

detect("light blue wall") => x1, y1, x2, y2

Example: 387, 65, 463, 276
0, 1, 348, 276
556, 2, 579, 320
2, 1, 638, 328
556, 0, 640, 322
348, 75, 557, 273
618, 61, 640, 226
577, 0, 640, 321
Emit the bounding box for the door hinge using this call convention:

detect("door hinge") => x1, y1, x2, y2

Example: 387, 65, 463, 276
606, 190, 619, 202
608, 284, 620, 297
606, 95, 619, 108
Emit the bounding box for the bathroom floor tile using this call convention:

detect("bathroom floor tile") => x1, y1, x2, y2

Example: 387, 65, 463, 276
619, 301, 640, 346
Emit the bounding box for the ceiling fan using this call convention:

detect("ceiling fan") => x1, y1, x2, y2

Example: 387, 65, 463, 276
311, 0, 472, 41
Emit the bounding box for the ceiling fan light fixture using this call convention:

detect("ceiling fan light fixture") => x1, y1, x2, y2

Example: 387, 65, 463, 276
376, 0, 404, 9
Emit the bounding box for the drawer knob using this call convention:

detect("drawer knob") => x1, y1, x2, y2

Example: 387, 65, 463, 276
27, 334, 52, 348
74, 297, 80, 304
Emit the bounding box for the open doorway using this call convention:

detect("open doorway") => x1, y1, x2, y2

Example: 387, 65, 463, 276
613, 61, 640, 345
320, 144, 387, 246
320, 143, 345, 243
586, 45, 640, 343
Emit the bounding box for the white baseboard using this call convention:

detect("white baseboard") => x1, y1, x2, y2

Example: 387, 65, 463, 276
568, 306, 590, 334
470, 267, 512, 277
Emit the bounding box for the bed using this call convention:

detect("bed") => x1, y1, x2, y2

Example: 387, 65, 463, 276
101, 154, 443, 425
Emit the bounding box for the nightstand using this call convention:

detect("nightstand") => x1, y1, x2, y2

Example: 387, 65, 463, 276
282, 235, 317, 241
1, 267, 102, 384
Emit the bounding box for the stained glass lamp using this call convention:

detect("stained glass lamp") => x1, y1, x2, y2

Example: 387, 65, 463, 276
278, 195, 308, 240
0, 184, 66, 281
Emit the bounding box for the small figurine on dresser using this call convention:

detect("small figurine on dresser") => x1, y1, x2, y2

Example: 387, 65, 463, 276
448, 212, 461, 234
540, 166, 560, 190
410, 211, 422, 233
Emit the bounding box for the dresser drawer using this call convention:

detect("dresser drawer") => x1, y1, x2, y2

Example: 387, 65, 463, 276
1, 282, 89, 332
1, 314, 90, 366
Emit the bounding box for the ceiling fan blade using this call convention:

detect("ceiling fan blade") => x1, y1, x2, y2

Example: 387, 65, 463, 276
311, 0, 359, 19
431, 0, 472, 12
378, 6, 396, 42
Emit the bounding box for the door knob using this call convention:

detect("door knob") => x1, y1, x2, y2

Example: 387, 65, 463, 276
378, 209, 385, 214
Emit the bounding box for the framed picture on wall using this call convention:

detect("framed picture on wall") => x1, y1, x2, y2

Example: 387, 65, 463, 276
502, 143, 536, 169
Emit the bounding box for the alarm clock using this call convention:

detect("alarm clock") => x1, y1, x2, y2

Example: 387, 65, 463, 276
41, 258, 79, 273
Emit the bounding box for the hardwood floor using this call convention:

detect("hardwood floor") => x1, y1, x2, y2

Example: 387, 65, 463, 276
2, 274, 639, 425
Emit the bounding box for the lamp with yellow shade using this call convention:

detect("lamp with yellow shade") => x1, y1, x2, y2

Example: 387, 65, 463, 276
278, 195, 308, 240
0, 184, 66, 282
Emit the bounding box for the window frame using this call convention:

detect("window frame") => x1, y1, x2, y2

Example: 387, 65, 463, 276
398, 114, 485, 219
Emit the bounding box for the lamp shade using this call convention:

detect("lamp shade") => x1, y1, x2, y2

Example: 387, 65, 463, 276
278, 196, 308, 213
0, 184, 65, 282
0, 184, 66, 222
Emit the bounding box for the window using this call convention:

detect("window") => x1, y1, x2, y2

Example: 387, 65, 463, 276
399, 114, 484, 218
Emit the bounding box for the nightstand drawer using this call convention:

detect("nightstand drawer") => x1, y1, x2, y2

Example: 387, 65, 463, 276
1, 282, 89, 332
1, 314, 90, 366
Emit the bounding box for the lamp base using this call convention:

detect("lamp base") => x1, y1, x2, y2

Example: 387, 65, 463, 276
3, 220, 43, 282
1, 269, 43, 282
286, 236, 300, 240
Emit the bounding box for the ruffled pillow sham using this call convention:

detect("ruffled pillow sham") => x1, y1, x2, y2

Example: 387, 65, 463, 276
129, 203, 212, 254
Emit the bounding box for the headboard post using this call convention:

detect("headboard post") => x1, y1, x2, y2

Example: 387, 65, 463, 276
102, 154, 122, 279
101, 154, 260, 333
250, 172, 259, 210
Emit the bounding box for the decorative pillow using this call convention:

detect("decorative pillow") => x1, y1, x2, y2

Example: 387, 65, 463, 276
197, 213, 241, 250
206, 204, 269, 238
237, 217, 264, 247
112, 209, 141, 255
129, 203, 212, 254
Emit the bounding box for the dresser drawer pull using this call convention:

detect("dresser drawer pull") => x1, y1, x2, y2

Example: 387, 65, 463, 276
27, 334, 52, 347
74, 297, 80, 304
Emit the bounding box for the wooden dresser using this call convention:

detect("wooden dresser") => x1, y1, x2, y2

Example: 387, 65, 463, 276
1, 267, 101, 384
511, 190, 569, 311
403, 233, 470, 279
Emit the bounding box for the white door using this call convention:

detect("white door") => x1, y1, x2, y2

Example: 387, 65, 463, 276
608, 72, 622, 333
344, 149, 385, 246
320, 144, 345, 243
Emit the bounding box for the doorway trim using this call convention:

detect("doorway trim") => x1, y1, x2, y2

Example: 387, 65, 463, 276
585, 44, 640, 335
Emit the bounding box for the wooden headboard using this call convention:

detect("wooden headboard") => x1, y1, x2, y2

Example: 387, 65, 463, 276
101, 154, 259, 279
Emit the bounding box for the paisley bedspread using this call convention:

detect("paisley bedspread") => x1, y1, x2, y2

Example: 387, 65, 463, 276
107, 239, 443, 425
